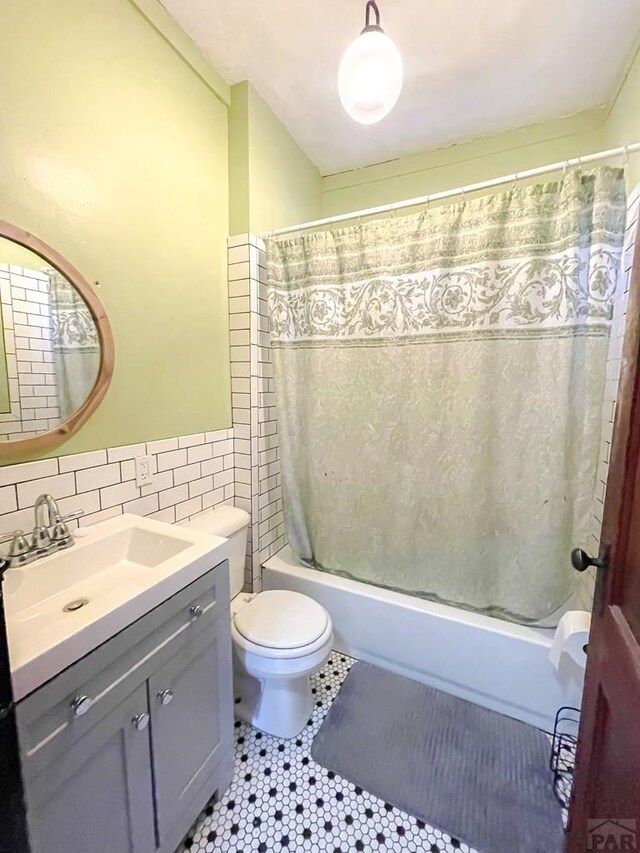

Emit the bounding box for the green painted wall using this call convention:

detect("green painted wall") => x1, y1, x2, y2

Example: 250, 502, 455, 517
605, 44, 640, 189
322, 110, 607, 216
229, 83, 252, 236
128, 0, 231, 105
0, 242, 53, 271
0, 0, 231, 461
245, 85, 323, 233
229, 82, 323, 234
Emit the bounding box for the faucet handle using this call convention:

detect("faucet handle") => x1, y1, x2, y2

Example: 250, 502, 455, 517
61, 510, 85, 524
0, 530, 21, 545
51, 510, 85, 544
0, 530, 32, 566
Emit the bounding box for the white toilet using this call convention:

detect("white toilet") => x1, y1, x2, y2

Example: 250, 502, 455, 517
182, 506, 333, 739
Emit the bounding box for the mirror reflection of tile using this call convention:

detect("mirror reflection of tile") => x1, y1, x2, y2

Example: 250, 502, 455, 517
0, 264, 97, 441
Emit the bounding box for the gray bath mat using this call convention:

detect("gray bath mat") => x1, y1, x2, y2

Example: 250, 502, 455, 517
311, 661, 563, 853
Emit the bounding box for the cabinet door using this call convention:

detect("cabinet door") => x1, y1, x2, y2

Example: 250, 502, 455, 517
25, 685, 156, 853
148, 614, 233, 846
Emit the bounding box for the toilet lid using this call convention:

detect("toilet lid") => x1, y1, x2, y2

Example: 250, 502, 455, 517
234, 590, 329, 650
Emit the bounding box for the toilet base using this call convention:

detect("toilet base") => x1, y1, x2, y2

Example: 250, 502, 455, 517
233, 669, 314, 739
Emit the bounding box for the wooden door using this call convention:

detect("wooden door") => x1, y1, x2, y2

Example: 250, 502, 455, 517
567, 230, 640, 850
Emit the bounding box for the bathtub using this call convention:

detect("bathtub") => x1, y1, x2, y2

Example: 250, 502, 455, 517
262, 545, 586, 732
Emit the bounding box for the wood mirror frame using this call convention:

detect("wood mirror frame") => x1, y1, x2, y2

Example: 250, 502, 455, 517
0, 221, 115, 457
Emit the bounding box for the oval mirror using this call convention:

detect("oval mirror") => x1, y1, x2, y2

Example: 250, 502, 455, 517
0, 221, 114, 456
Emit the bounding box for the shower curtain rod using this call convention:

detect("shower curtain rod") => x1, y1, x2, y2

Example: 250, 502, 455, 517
265, 142, 640, 238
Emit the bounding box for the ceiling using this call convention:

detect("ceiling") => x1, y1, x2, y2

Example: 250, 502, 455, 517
160, 0, 640, 175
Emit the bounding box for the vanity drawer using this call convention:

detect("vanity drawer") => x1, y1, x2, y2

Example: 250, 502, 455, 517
16, 560, 230, 779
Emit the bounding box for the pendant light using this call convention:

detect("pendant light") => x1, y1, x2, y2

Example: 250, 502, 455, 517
338, 0, 403, 125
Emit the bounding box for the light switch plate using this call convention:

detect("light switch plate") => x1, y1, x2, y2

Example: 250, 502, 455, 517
135, 455, 155, 488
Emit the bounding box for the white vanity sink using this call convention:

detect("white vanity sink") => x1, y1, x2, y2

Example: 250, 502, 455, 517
3, 513, 231, 700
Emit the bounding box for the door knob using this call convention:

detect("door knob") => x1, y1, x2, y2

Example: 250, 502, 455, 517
70, 695, 93, 717
157, 689, 174, 706
571, 548, 609, 573
132, 713, 150, 731
189, 604, 203, 619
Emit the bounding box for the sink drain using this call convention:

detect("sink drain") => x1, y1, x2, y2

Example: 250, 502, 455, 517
63, 598, 89, 612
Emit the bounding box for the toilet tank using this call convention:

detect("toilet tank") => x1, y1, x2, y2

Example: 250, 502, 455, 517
181, 507, 250, 597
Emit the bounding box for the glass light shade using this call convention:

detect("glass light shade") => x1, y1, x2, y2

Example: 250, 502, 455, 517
338, 29, 403, 125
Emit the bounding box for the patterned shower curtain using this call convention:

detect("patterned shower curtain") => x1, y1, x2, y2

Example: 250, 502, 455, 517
265, 167, 627, 624
48, 271, 100, 419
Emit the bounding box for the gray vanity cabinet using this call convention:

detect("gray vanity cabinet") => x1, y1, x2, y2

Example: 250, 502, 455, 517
149, 620, 232, 848
23, 684, 156, 853
16, 562, 234, 853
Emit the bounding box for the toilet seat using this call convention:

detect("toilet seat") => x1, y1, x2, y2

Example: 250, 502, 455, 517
234, 590, 329, 650
232, 618, 333, 660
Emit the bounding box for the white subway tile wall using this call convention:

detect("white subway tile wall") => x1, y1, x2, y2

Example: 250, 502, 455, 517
228, 234, 286, 593
0, 429, 235, 540
576, 184, 640, 610
0, 264, 61, 440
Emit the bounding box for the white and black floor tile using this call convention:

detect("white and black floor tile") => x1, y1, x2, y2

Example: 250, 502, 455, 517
176, 653, 476, 853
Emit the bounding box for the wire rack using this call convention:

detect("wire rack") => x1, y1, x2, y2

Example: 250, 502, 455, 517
550, 705, 580, 813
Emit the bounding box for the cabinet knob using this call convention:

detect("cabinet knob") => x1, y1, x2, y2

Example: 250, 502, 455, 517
70, 695, 92, 717
157, 689, 174, 706
132, 713, 150, 732
189, 604, 203, 619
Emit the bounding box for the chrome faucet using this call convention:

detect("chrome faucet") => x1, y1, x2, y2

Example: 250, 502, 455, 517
0, 494, 85, 570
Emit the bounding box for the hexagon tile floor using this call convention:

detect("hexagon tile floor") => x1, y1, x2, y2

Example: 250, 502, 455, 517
175, 653, 477, 853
